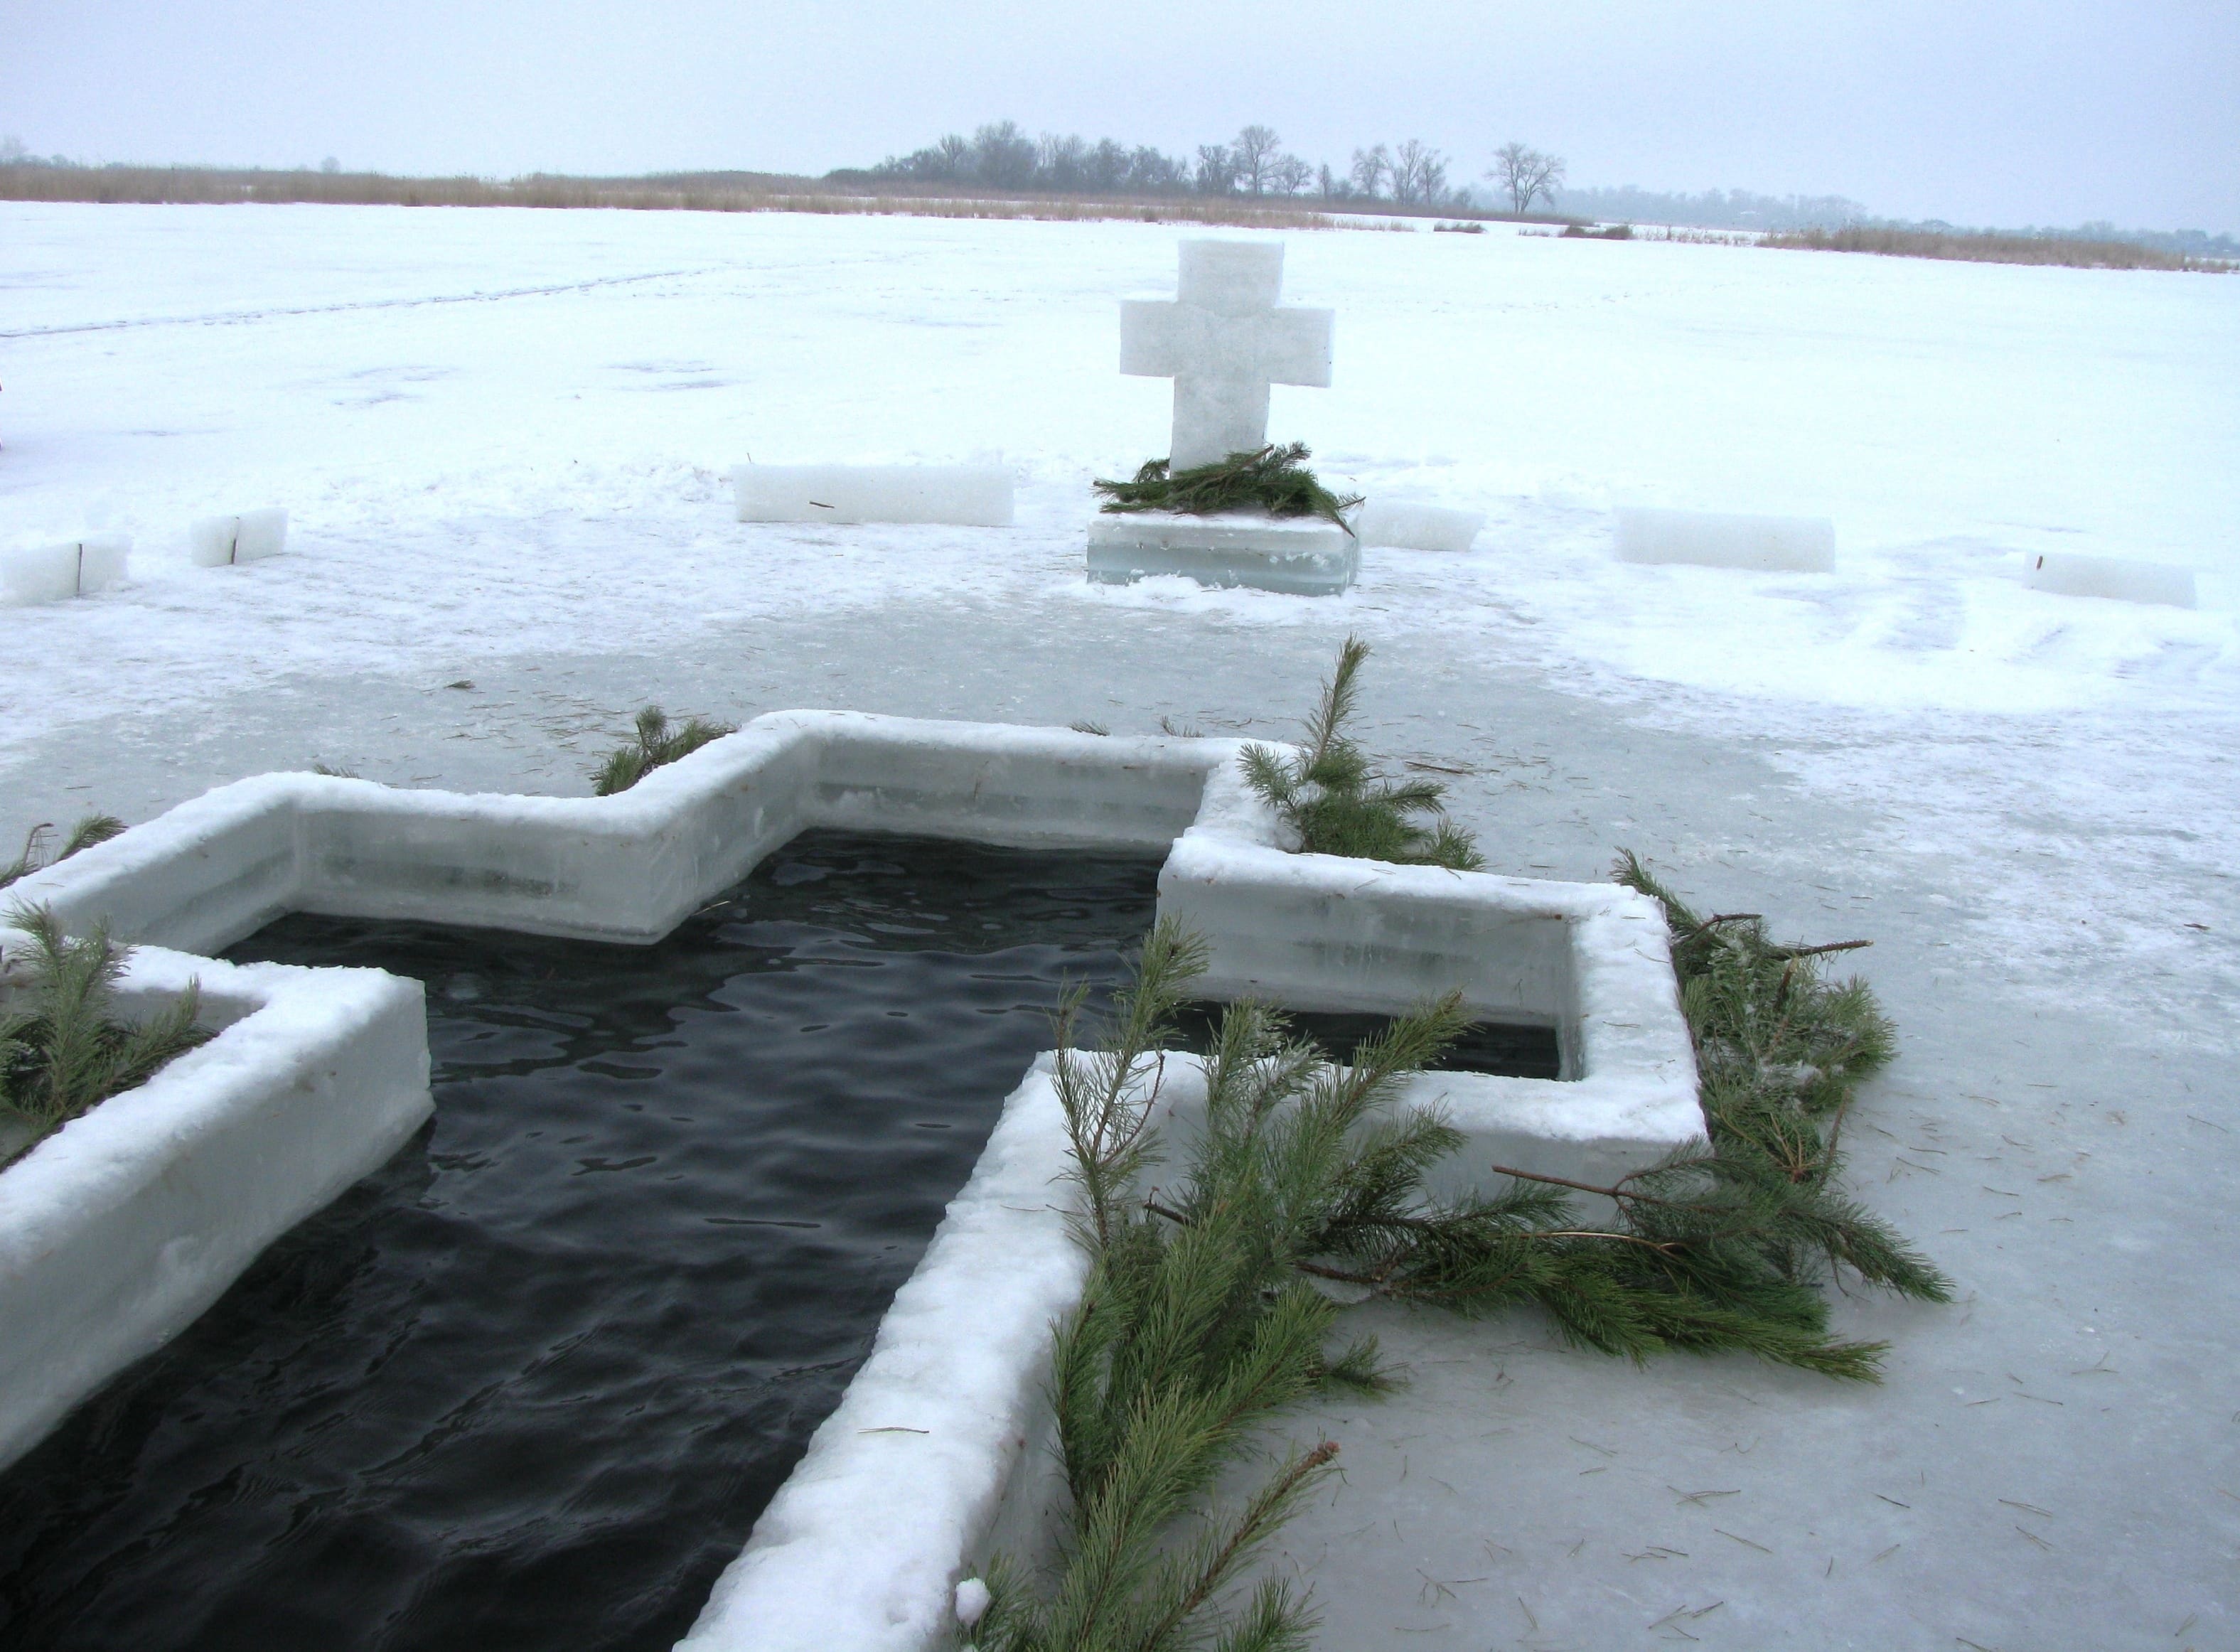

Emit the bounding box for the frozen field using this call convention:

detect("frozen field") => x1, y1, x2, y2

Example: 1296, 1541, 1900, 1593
2, 202, 2236, 1648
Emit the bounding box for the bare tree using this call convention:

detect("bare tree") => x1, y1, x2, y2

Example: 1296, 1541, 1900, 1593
1489, 141, 1566, 213
1130, 146, 1188, 193
1349, 144, 1391, 200
1317, 162, 1344, 200
1389, 140, 1449, 205
1269, 153, 1314, 197
971, 121, 1039, 190
1084, 138, 1129, 191
932, 133, 972, 178
1038, 133, 1088, 191
1194, 144, 1238, 195
1230, 126, 1283, 195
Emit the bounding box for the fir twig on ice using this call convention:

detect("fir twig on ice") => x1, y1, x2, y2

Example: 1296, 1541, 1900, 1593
1093, 443, 1364, 533
1242, 636, 1484, 870
590, 706, 736, 796
1, 903, 210, 1161
0, 814, 124, 891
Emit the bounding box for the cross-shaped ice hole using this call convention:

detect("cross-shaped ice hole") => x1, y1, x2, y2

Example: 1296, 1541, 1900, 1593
1120, 240, 1334, 471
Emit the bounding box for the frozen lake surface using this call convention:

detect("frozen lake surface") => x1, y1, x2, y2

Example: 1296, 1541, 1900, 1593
1, 202, 2234, 1649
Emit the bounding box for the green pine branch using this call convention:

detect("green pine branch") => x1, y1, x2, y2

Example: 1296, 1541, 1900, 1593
590, 705, 736, 796
983, 893, 1945, 1647
1093, 444, 1364, 533
1, 903, 210, 1161
1241, 637, 1484, 870
1, 812, 124, 890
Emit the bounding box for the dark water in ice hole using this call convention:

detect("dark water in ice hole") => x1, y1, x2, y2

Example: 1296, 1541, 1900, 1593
0, 829, 1564, 1651
0, 832, 1162, 1652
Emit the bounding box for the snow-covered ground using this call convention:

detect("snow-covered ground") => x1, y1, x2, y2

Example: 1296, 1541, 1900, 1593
3, 202, 2235, 1648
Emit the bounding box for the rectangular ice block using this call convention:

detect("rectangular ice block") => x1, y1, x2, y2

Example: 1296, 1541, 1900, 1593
190, 509, 290, 567
1615, 506, 1836, 572
1087, 510, 1358, 596
1356, 499, 1485, 552
233, 508, 289, 562
2025, 551, 2195, 608
1, 535, 132, 605
733, 465, 1014, 527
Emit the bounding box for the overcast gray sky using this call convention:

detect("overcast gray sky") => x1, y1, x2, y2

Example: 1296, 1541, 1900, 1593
5, 0, 2234, 231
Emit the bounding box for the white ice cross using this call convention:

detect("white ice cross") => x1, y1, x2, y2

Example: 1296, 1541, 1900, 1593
1119, 240, 1335, 473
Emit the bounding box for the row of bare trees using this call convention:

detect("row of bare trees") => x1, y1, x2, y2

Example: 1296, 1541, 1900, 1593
867, 124, 1568, 213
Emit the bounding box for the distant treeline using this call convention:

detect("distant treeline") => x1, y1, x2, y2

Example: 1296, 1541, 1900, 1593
6, 130, 2231, 258
854, 122, 1493, 209
857, 124, 2238, 254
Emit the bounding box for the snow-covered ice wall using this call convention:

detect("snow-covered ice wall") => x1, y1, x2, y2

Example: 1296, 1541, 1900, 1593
0, 939, 429, 1474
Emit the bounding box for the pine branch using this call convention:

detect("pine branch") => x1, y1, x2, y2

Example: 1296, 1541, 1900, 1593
1, 813, 125, 891
1093, 444, 1364, 533
988, 837, 1949, 1645
0, 903, 211, 1155
589, 705, 736, 795
1242, 638, 1484, 871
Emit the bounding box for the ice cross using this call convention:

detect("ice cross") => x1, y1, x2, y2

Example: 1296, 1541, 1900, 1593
1120, 240, 1334, 472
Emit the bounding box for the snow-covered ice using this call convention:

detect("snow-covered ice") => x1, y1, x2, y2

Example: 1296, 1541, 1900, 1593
1, 200, 2235, 1649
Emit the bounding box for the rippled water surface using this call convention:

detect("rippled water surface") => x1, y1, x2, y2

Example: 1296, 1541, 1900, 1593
0, 832, 1160, 1651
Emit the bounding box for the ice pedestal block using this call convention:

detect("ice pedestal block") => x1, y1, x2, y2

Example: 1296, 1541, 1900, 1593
1356, 498, 1485, 552
1615, 505, 1836, 572
2025, 550, 2195, 608
190, 508, 290, 567
1, 534, 131, 605
732, 465, 1014, 527
1087, 510, 1358, 596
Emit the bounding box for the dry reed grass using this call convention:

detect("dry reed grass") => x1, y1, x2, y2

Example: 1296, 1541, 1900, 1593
1762, 224, 2223, 272
0, 165, 1333, 230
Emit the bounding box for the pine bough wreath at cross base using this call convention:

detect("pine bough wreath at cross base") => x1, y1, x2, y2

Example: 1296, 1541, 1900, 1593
1093, 444, 1363, 535
971, 649, 1949, 1652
